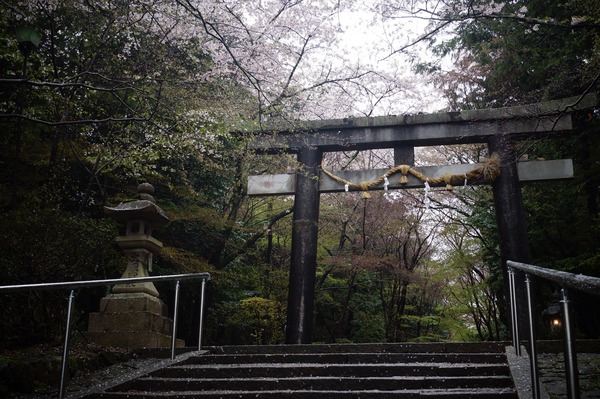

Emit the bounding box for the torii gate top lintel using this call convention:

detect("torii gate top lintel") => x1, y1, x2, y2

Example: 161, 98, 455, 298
248, 94, 596, 153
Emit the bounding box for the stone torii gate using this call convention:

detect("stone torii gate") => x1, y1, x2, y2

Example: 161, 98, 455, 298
246, 95, 594, 345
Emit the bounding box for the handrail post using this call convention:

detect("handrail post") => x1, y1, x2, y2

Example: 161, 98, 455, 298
59, 290, 75, 399
524, 273, 540, 399
561, 288, 580, 399
0, 272, 210, 395
508, 267, 521, 356
171, 280, 181, 360
198, 278, 207, 351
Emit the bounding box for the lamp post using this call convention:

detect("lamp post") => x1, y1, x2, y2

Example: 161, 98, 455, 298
16, 26, 42, 56
11, 26, 41, 209
542, 288, 562, 335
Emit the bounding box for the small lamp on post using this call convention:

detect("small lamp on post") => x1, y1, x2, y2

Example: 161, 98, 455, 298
543, 303, 562, 329
11, 25, 41, 209
16, 25, 41, 57
543, 287, 562, 332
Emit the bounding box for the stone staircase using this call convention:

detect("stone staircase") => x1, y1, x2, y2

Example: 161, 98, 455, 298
82, 342, 518, 398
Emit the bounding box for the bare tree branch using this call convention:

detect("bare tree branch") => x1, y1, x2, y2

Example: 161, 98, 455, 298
0, 114, 147, 126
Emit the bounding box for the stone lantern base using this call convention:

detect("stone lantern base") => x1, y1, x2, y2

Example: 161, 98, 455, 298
86, 293, 184, 350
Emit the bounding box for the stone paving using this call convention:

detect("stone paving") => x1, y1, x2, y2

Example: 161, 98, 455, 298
538, 352, 600, 399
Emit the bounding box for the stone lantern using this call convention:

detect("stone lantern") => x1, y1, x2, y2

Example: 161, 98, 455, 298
87, 184, 182, 349
103, 182, 169, 297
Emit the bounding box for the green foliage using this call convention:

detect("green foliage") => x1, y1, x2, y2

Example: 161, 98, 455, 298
1, 0, 252, 214
203, 260, 289, 345
0, 209, 122, 284
314, 262, 386, 343
422, 0, 600, 339
159, 206, 228, 261
0, 209, 123, 346
229, 297, 287, 345
430, 0, 600, 108
520, 131, 600, 273
0, 0, 262, 349
158, 246, 215, 275
350, 311, 387, 343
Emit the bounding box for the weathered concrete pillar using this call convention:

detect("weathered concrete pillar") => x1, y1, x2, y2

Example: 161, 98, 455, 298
286, 147, 322, 344
489, 135, 531, 340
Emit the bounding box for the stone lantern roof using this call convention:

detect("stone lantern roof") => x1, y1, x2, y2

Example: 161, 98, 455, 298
103, 183, 169, 228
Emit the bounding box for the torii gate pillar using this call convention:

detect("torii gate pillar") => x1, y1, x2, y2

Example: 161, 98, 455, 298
489, 134, 531, 339
287, 147, 322, 344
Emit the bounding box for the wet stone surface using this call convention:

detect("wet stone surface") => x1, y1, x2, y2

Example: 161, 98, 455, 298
5, 346, 600, 398
66, 357, 166, 398
538, 352, 600, 399
4, 357, 164, 399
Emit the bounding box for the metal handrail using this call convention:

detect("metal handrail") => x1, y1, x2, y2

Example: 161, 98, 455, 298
0, 272, 211, 399
507, 260, 600, 296
507, 260, 600, 399
0, 272, 210, 292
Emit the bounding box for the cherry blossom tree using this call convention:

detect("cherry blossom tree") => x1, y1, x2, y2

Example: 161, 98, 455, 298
174, 0, 444, 122
370, 0, 600, 108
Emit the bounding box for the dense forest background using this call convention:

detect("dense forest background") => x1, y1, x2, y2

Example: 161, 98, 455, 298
1, 0, 599, 348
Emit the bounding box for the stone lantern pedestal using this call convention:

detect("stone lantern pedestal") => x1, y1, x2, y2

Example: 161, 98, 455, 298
86, 184, 183, 350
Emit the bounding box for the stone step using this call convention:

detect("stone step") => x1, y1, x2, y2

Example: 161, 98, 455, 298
205, 342, 508, 354
80, 343, 518, 399
87, 388, 519, 398
152, 362, 511, 379
179, 352, 508, 365
110, 375, 515, 392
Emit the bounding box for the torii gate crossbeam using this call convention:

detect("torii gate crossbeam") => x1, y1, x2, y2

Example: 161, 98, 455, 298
247, 96, 582, 153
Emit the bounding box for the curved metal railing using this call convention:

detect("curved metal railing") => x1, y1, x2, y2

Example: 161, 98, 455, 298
0, 272, 211, 399
507, 260, 600, 399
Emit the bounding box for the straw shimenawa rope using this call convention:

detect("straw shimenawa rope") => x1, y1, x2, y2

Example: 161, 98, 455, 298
321, 155, 501, 199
